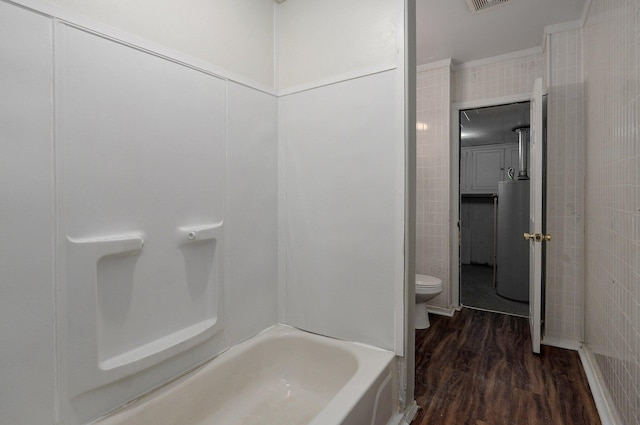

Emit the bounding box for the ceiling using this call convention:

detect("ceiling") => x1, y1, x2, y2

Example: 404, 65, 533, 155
416, 0, 587, 65
460, 101, 530, 147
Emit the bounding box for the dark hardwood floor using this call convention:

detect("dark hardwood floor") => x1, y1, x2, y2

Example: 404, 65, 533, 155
412, 309, 601, 425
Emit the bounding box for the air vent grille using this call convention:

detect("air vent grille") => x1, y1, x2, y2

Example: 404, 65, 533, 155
466, 0, 510, 14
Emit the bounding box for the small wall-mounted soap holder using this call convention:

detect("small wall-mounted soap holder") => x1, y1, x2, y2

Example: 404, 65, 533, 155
179, 222, 224, 243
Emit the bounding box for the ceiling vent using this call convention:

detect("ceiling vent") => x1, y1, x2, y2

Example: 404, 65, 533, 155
466, 0, 510, 14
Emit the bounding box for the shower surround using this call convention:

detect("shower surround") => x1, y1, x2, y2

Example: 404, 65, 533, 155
0, 0, 408, 423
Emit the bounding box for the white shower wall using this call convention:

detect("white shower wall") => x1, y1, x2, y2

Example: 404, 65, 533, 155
39, 0, 277, 88
225, 83, 279, 347
0, 4, 55, 424
277, 0, 406, 352
0, 0, 407, 423
56, 26, 229, 418
280, 71, 401, 350
0, 1, 279, 423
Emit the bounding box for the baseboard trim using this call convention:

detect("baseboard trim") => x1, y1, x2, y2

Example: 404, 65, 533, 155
398, 400, 419, 424
578, 347, 621, 425
541, 337, 581, 351
427, 305, 456, 317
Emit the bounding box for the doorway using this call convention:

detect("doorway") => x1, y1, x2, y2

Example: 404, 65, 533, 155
458, 101, 530, 317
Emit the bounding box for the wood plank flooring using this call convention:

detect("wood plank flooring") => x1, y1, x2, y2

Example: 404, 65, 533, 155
412, 309, 601, 425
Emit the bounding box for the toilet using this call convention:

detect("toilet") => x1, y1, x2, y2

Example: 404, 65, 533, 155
415, 274, 443, 329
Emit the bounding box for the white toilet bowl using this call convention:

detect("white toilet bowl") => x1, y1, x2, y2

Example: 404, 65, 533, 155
415, 274, 443, 329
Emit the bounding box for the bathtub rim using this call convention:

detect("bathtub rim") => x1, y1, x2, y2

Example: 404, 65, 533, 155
92, 323, 397, 425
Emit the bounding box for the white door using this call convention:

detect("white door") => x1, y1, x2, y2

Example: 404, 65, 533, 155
527, 78, 546, 354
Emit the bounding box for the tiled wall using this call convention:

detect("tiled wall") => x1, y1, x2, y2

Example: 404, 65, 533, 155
416, 65, 451, 309
545, 29, 585, 344
453, 48, 586, 344
583, 0, 640, 423
417, 53, 545, 312
418, 6, 640, 420
417, 48, 585, 344
452, 52, 545, 317
453, 52, 544, 103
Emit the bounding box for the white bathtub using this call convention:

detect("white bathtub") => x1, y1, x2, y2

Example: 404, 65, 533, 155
94, 325, 398, 425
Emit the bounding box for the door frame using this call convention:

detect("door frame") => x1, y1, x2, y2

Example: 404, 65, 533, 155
450, 93, 534, 309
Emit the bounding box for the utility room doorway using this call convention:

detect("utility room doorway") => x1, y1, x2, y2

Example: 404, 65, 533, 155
459, 101, 530, 317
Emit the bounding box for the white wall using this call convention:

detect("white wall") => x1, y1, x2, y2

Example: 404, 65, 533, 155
1, 1, 279, 423
278, 0, 407, 352
277, 0, 398, 91
0, 4, 55, 424
453, 51, 545, 103
56, 23, 230, 423
280, 70, 400, 350
583, 0, 640, 423
40, 0, 276, 88
277, 0, 405, 352
226, 82, 279, 347
1, 0, 405, 422
545, 28, 585, 345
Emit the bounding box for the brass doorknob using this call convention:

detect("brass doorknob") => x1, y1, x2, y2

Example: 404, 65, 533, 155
523, 232, 552, 242
523, 232, 542, 241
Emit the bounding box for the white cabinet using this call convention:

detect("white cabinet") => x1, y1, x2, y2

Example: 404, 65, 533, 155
504, 144, 520, 180
470, 147, 503, 192
461, 143, 519, 194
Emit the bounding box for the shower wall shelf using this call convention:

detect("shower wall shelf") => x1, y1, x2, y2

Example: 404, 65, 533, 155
180, 221, 224, 242
56, 21, 229, 421
99, 318, 218, 371
64, 225, 225, 398
67, 234, 145, 256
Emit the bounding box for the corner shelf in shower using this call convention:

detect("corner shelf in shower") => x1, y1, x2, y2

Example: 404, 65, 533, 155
99, 318, 218, 370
